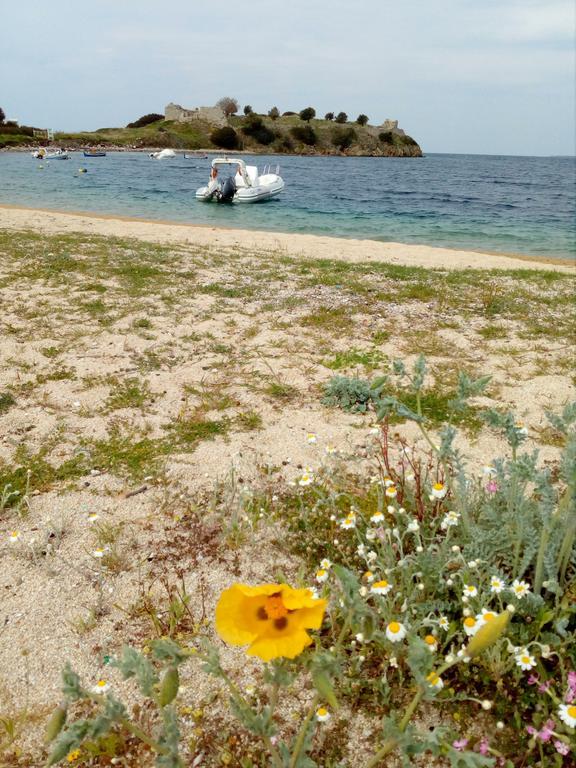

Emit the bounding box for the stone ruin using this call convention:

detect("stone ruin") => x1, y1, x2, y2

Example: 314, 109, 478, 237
164, 103, 227, 128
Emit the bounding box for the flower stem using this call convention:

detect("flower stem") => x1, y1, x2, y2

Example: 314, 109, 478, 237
289, 694, 320, 768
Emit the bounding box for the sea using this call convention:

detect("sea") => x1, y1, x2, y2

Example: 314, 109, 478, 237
0, 151, 574, 261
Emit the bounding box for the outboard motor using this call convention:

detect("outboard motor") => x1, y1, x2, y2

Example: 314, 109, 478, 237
217, 176, 236, 203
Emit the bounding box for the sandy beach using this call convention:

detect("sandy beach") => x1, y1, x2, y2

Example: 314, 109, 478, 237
0, 206, 574, 766
1, 204, 575, 272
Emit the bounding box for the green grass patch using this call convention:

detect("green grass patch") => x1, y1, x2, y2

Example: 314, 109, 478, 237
105, 378, 152, 411
322, 348, 386, 371
0, 392, 16, 415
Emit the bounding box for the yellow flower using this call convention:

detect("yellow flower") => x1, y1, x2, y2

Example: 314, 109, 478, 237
67, 748, 82, 762
215, 583, 327, 662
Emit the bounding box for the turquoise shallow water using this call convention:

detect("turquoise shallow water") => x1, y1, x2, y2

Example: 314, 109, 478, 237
1, 151, 574, 260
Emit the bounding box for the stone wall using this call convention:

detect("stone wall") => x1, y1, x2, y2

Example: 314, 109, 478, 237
164, 103, 227, 128
380, 119, 405, 136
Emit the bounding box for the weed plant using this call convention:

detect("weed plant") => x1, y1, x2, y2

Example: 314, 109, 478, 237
44, 357, 575, 766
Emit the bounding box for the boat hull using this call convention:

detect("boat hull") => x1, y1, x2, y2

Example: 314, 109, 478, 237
196, 176, 284, 203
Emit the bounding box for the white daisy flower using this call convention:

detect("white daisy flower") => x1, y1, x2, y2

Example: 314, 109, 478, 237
511, 579, 530, 599
320, 558, 332, 570
463, 584, 478, 598
308, 587, 320, 599
385, 621, 407, 642
340, 514, 356, 529
366, 550, 377, 562
424, 635, 438, 652
355, 633, 364, 643
558, 704, 576, 729
490, 576, 505, 594
426, 672, 444, 690
383, 477, 395, 487
431, 482, 447, 499
298, 470, 314, 487
476, 609, 498, 627
407, 520, 420, 532
315, 569, 329, 583
363, 570, 375, 583
370, 511, 385, 524
371, 579, 392, 595
92, 548, 106, 558
441, 511, 460, 529
92, 680, 109, 694
387, 505, 396, 514
316, 707, 330, 723
481, 464, 497, 476
514, 423, 528, 437
357, 544, 366, 556
438, 616, 449, 631
306, 433, 317, 444
385, 485, 398, 499
87, 513, 99, 523
8, 531, 21, 543
463, 617, 479, 636
515, 651, 537, 671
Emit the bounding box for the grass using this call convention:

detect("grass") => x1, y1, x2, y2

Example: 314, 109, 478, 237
322, 348, 386, 371
104, 377, 152, 411
0, 392, 16, 415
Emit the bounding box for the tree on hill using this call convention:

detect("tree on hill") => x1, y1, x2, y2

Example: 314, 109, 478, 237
0, 107, 6, 125
126, 113, 164, 129
268, 106, 280, 120
356, 114, 369, 126
243, 105, 253, 116
324, 112, 334, 121
290, 125, 317, 145
332, 126, 357, 151
216, 97, 239, 116
335, 111, 348, 124
299, 107, 316, 122
211, 126, 239, 149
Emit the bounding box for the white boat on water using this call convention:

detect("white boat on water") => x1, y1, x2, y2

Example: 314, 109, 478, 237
31, 148, 69, 160
196, 157, 284, 203
149, 148, 176, 159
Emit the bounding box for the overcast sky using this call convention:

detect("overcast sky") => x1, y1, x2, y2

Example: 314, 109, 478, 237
1, 0, 574, 155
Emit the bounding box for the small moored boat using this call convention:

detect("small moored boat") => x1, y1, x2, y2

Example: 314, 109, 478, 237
83, 150, 106, 157
196, 157, 284, 204
149, 149, 176, 159
32, 148, 69, 160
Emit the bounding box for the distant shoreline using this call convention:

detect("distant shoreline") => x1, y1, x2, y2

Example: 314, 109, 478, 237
1, 204, 574, 272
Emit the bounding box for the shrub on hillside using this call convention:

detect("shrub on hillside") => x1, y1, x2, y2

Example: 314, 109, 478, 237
356, 113, 369, 126
290, 125, 317, 146
126, 113, 164, 129
0, 107, 5, 124
335, 111, 348, 123
282, 111, 296, 116
331, 126, 357, 151
243, 105, 253, 116
268, 106, 280, 120
299, 107, 316, 122
379, 130, 394, 143
324, 112, 334, 121
241, 115, 276, 145
210, 126, 239, 149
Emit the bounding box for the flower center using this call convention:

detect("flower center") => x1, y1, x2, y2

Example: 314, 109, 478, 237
389, 621, 401, 634
464, 618, 476, 628
568, 705, 576, 718
264, 594, 288, 620
483, 613, 495, 621
425, 635, 436, 645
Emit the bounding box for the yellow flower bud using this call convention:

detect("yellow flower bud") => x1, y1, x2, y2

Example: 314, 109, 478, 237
44, 705, 66, 744
158, 666, 179, 707
465, 609, 511, 658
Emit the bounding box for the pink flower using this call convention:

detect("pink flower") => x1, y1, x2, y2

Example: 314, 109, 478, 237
486, 481, 498, 494
554, 740, 569, 756
539, 720, 555, 742
527, 726, 538, 737
539, 680, 552, 693
476, 738, 490, 755
453, 739, 468, 751
527, 674, 539, 686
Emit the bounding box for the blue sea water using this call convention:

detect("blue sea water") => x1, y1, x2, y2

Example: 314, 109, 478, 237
0, 151, 574, 260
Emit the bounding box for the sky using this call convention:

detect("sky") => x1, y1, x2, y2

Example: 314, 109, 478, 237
1, 0, 574, 156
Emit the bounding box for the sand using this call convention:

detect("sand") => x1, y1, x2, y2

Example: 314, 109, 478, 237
1, 203, 574, 272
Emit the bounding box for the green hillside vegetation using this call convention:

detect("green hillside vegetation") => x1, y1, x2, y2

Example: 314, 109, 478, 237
0, 110, 422, 157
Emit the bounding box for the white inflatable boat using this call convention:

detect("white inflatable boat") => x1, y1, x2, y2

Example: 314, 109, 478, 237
196, 157, 284, 203
149, 148, 176, 159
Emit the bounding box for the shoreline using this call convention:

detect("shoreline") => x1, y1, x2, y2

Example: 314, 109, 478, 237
1, 203, 574, 272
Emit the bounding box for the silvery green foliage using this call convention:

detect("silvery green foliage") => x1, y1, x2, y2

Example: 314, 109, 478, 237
321, 376, 374, 413
48, 642, 190, 766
